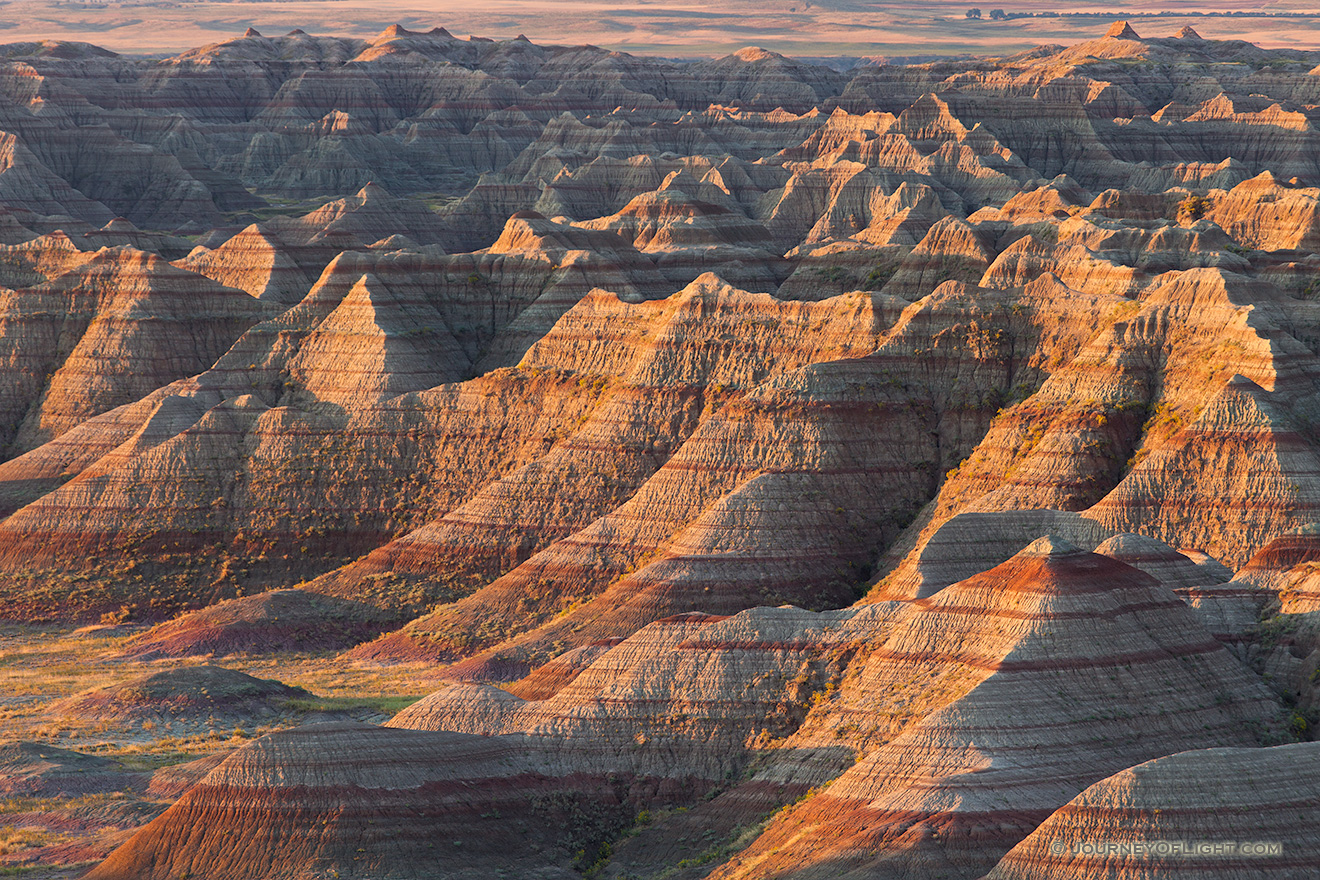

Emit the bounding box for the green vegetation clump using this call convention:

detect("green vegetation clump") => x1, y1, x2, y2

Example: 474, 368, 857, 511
1178, 194, 1212, 222
283, 694, 424, 716
863, 262, 896, 290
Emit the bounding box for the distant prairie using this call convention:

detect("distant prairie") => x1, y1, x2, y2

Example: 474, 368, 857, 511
8, 0, 1320, 57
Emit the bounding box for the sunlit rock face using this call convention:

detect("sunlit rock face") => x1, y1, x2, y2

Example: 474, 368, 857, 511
0, 20, 1319, 880
983, 741, 1320, 880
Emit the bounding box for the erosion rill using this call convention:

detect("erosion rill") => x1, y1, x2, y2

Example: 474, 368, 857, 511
0, 18, 1317, 880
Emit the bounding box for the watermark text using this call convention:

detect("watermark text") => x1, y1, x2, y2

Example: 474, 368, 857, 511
1048, 839, 1283, 858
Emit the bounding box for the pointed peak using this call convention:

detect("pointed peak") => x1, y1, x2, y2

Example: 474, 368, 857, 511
242, 27, 262, 38
913, 215, 990, 261
675, 271, 739, 301
369, 233, 420, 251
286, 28, 307, 37
514, 33, 531, 42
1186, 92, 1241, 122
1175, 25, 1203, 41
380, 24, 413, 39
894, 92, 969, 140
1226, 372, 1263, 391
908, 91, 953, 112
318, 271, 393, 322
890, 180, 941, 208
1247, 168, 1279, 186
355, 181, 389, 201
344, 272, 389, 302
657, 168, 704, 192
39, 230, 77, 248
428, 27, 453, 38
1105, 20, 1141, 40
1220, 371, 1271, 400
1188, 374, 1291, 435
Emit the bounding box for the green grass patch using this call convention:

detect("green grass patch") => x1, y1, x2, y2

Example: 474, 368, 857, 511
284, 694, 424, 716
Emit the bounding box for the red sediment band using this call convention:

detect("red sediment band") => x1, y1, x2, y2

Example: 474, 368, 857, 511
871, 640, 1226, 673
1173, 587, 1261, 598
736, 798, 1055, 852
0, 526, 395, 563
915, 598, 1188, 619
1053, 801, 1320, 821
1243, 537, 1320, 572
651, 612, 729, 625
675, 639, 820, 651
1104, 498, 1320, 513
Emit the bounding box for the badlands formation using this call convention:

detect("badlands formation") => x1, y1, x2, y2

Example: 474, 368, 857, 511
1, 18, 1320, 880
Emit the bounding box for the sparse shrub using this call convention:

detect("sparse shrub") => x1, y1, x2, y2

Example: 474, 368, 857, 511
1178, 194, 1212, 222
863, 262, 895, 289
1291, 710, 1309, 737
99, 605, 132, 625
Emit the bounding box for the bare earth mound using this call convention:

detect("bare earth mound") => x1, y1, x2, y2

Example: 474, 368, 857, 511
85, 722, 637, 880
55, 666, 312, 728
0, 742, 140, 797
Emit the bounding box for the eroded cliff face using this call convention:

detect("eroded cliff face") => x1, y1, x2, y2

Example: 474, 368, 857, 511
1, 20, 1319, 880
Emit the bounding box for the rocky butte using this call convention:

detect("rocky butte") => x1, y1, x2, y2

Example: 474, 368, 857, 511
0, 18, 1317, 880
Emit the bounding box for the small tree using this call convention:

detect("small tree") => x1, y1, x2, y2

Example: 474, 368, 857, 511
1178, 194, 1212, 222
989, 9, 1006, 20
966, 8, 982, 19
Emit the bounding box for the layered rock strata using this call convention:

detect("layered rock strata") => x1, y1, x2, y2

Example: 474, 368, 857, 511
983, 742, 1320, 880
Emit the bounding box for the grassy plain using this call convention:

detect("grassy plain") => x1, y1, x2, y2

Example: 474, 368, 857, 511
0, 624, 445, 753
0, 623, 451, 872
